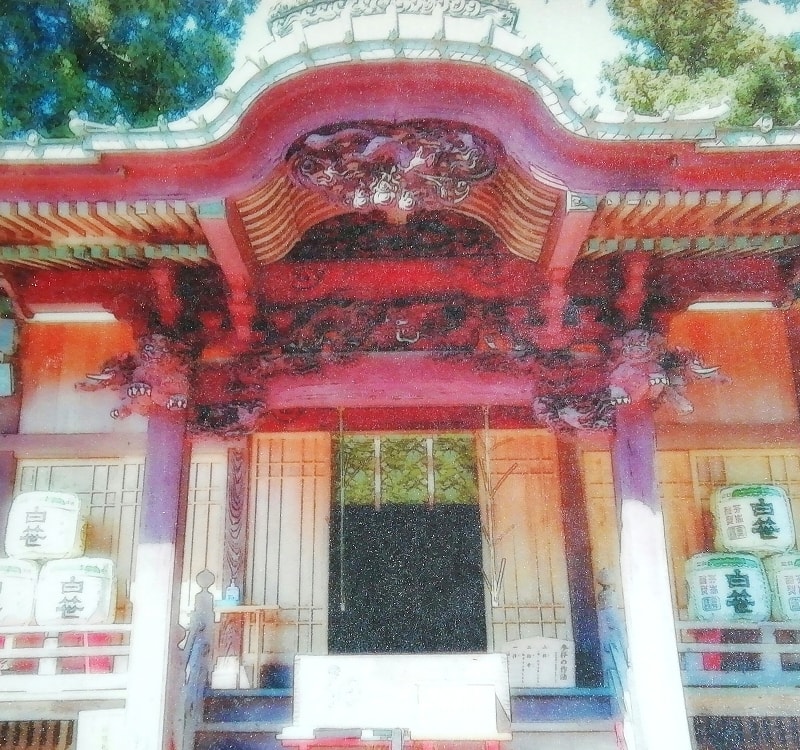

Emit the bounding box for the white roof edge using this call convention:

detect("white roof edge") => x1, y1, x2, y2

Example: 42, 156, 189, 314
0, 0, 785, 163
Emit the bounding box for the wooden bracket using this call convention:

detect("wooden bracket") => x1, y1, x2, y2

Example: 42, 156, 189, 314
150, 262, 182, 329
616, 252, 651, 326
196, 200, 256, 343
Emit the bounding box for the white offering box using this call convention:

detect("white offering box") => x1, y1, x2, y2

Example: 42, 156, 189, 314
5, 491, 86, 560
35, 557, 115, 626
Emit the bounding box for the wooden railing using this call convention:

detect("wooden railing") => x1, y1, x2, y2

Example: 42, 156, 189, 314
677, 621, 800, 687
0, 623, 131, 702
212, 604, 283, 690
175, 570, 215, 750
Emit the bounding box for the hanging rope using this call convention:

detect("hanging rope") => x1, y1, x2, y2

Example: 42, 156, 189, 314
338, 407, 346, 612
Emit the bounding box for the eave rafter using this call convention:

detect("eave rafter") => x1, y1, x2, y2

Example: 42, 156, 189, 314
236, 159, 564, 264
585, 189, 800, 259
0, 200, 208, 268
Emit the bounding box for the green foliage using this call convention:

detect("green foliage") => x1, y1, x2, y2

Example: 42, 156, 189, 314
602, 0, 800, 125
0, 0, 256, 138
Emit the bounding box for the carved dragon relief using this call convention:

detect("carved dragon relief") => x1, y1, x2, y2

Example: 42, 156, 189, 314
532, 329, 727, 432
75, 313, 725, 437
287, 121, 500, 213
76, 333, 191, 420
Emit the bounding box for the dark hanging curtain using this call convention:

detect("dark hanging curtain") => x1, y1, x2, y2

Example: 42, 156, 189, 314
328, 503, 487, 654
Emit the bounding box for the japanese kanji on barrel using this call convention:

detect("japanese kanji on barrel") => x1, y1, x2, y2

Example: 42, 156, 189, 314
0, 491, 116, 626
685, 552, 771, 622
712, 485, 795, 556
34, 557, 116, 626
4, 491, 87, 559
764, 552, 800, 621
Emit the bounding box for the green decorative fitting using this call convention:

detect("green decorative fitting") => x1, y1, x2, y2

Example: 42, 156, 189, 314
432, 436, 479, 505
0, 244, 211, 267
380, 438, 429, 505
195, 200, 226, 220
335, 436, 377, 506
335, 435, 478, 506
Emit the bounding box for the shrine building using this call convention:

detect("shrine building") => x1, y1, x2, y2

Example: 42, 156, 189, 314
2, 2, 800, 750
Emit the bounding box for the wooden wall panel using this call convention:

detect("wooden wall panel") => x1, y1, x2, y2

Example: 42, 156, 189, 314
19, 322, 146, 434
580, 451, 621, 602
478, 429, 572, 649
659, 310, 798, 425
14, 452, 228, 625
247, 433, 331, 661
179, 451, 229, 623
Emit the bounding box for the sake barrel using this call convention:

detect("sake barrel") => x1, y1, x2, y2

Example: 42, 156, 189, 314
35, 557, 115, 626
712, 485, 795, 556
0, 558, 38, 626
764, 552, 800, 621
5, 491, 86, 560
686, 552, 770, 622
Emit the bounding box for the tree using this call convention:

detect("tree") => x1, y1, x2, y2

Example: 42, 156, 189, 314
602, 0, 800, 125
0, 0, 257, 138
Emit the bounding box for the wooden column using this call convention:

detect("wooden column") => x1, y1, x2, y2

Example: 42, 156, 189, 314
216, 442, 250, 682
125, 408, 189, 750
612, 402, 692, 750
556, 440, 603, 686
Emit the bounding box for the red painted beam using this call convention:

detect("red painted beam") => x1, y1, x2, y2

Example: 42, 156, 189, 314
254, 405, 540, 432
1, 62, 800, 203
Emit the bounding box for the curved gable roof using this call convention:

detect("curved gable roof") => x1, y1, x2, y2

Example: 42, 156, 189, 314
1, 0, 800, 205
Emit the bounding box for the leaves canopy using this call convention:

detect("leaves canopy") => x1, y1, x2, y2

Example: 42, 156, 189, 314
602, 0, 800, 125
0, 0, 257, 138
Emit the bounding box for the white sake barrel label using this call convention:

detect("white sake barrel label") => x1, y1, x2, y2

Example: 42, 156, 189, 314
0, 558, 39, 626
712, 485, 795, 556
35, 557, 115, 626
686, 553, 770, 622
764, 552, 800, 621
5, 492, 86, 560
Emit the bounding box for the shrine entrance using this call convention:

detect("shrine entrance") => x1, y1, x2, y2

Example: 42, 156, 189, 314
328, 435, 487, 654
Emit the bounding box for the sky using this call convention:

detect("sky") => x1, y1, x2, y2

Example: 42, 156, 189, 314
237, 0, 800, 109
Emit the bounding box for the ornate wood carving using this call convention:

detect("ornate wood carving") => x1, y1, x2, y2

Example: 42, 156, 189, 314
218, 444, 249, 661
287, 121, 500, 213
76, 333, 191, 419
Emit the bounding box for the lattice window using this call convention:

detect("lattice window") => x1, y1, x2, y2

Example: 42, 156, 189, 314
479, 430, 572, 648
14, 454, 229, 624
659, 448, 800, 612
16, 458, 145, 621
180, 452, 228, 619
247, 434, 330, 660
